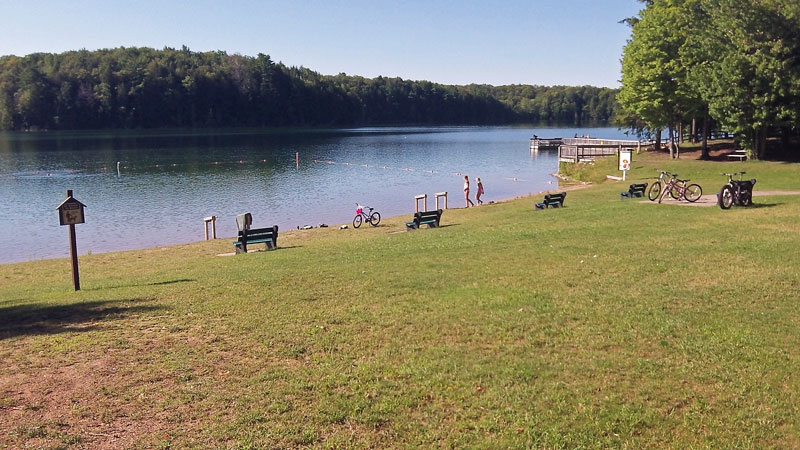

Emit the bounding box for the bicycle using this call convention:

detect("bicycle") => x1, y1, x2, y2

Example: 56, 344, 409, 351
353, 203, 381, 228
668, 175, 702, 202
657, 173, 702, 203
647, 169, 672, 201
718, 172, 756, 209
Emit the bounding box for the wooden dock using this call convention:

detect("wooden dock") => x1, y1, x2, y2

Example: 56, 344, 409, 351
530, 137, 563, 153
557, 138, 649, 162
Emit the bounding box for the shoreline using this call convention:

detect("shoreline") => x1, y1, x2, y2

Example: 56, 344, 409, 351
8, 185, 799, 266
1, 185, 586, 266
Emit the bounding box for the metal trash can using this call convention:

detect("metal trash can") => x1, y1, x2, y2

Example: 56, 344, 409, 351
235, 213, 252, 232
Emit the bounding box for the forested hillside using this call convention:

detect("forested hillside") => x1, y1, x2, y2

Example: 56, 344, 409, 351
0, 47, 618, 130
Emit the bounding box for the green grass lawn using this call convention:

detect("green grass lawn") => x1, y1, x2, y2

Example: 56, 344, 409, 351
2, 152, 799, 448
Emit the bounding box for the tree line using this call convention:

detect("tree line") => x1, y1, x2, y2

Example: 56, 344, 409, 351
0, 47, 618, 131
618, 0, 800, 159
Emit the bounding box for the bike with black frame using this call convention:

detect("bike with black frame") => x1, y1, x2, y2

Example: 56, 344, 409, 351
717, 172, 756, 209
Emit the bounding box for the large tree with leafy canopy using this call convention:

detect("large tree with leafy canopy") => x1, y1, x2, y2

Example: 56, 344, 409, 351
621, 0, 800, 160
687, 0, 800, 159
618, 0, 705, 158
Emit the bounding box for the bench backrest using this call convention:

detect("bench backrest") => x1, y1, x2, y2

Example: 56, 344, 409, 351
629, 183, 648, 192
416, 209, 443, 222
239, 225, 279, 245
544, 192, 566, 204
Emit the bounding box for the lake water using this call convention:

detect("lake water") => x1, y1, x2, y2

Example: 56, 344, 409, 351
0, 126, 632, 264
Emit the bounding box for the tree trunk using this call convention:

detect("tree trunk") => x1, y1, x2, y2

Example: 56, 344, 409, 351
655, 128, 662, 152
678, 122, 684, 144
756, 126, 767, 160
668, 124, 675, 159
700, 115, 710, 160
691, 118, 697, 143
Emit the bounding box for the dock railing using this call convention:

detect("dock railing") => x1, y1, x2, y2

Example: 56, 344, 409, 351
529, 137, 563, 153
558, 138, 651, 162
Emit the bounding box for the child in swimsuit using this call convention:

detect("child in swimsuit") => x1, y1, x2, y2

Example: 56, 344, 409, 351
464, 175, 475, 207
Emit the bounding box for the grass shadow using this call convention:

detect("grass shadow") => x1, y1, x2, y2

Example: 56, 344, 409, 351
83, 278, 197, 291
0, 298, 165, 340
86, 278, 195, 291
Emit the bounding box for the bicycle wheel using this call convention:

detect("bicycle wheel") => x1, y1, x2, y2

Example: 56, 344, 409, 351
718, 185, 733, 209
369, 211, 381, 227
647, 182, 662, 201
669, 184, 682, 200
684, 184, 703, 202
353, 214, 363, 228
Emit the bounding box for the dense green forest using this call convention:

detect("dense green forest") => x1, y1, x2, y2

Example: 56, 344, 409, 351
0, 47, 618, 131
618, 0, 800, 159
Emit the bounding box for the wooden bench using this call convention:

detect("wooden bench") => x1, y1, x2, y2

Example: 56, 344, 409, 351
535, 192, 566, 209
406, 209, 443, 230
621, 182, 648, 199
232, 225, 279, 253
728, 150, 747, 161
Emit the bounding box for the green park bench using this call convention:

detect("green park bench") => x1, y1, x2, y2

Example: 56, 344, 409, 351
233, 225, 279, 254
406, 209, 443, 230
621, 182, 648, 199
535, 192, 566, 209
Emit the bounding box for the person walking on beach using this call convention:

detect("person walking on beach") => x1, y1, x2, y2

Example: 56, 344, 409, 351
463, 175, 475, 207
475, 177, 484, 205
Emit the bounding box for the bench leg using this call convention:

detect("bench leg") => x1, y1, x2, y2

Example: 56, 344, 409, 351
235, 244, 247, 254
265, 241, 275, 250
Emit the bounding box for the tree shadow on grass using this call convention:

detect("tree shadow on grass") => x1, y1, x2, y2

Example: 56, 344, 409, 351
85, 278, 195, 291
0, 298, 165, 340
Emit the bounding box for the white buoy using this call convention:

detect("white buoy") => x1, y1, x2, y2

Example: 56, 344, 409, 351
117, 161, 120, 176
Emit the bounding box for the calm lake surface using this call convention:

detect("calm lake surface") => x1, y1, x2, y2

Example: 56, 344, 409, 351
0, 126, 632, 263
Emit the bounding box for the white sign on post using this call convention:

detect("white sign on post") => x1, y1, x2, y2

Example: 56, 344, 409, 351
619, 149, 632, 181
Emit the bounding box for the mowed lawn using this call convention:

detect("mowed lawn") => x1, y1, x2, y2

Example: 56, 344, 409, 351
2, 153, 799, 448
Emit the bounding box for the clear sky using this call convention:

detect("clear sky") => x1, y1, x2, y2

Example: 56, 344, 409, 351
0, 0, 641, 87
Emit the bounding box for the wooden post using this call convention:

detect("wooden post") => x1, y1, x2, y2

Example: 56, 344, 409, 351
414, 194, 427, 213
66, 190, 80, 291
204, 216, 217, 240
296, 152, 299, 168
435, 192, 448, 210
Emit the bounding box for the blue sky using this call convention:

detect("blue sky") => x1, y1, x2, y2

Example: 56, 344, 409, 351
0, 1, 641, 87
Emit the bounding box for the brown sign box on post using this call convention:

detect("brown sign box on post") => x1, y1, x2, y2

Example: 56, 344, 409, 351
57, 196, 86, 226
56, 190, 86, 290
